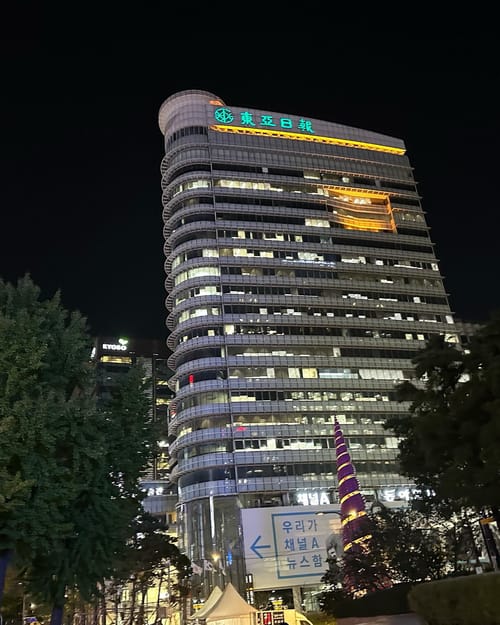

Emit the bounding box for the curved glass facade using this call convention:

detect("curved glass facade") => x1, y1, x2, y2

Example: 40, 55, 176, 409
159, 90, 457, 599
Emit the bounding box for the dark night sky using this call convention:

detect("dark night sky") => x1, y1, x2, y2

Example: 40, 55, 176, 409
1, 40, 499, 341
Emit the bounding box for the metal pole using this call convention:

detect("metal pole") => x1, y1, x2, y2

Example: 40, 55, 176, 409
21, 593, 26, 625
152, 354, 158, 480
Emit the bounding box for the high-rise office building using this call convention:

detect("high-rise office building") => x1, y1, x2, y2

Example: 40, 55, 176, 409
159, 90, 458, 603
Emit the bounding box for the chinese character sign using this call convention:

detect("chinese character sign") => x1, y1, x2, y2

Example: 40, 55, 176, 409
213, 107, 315, 135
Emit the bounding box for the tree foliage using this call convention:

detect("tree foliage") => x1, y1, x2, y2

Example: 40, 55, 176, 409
103, 513, 190, 625
0, 275, 161, 625
370, 507, 448, 582
385, 313, 500, 521
0, 275, 93, 604
319, 507, 448, 614
23, 363, 155, 620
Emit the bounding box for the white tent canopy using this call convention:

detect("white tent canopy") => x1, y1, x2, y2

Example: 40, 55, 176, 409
188, 586, 223, 620
193, 583, 257, 623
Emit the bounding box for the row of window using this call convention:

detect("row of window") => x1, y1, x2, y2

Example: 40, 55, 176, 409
172, 267, 447, 305
177, 434, 398, 460
173, 283, 440, 304
168, 175, 414, 214
177, 306, 443, 328
165, 125, 207, 149
165, 198, 424, 237
166, 143, 409, 185
224, 345, 417, 357
173, 257, 440, 291
173, 326, 434, 358
177, 365, 410, 388
173, 343, 423, 368
176, 460, 400, 489
175, 389, 397, 413
165, 155, 417, 195
176, 262, 442, 289
173, 287, 447, 319
207, 143, 410, 177
172, 412, 396, 437
172, 413, 402, 440
172, 247, 437, 273
208, 131, 407, 167
174, 321, 456, 343
171, 225, 431, 256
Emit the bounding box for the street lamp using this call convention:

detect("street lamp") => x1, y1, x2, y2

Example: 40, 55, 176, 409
211, 553, 221, 588
19, 583, 30, 625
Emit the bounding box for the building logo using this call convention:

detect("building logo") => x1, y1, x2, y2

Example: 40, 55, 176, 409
214, 107, 234, 124
102, 337, 129, 351
213, 107, 315, 134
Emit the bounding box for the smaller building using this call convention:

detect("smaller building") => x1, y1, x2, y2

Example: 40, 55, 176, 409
92, 336, 177, 528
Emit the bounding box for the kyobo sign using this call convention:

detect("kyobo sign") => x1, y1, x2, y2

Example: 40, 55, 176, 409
102, 338, 129, 351
213, 107, 315, 134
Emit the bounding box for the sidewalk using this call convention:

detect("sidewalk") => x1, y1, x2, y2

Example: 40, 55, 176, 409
337, 613, 426, 625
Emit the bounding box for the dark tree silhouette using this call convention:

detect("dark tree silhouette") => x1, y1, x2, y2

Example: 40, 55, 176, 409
386, 315, 500, 528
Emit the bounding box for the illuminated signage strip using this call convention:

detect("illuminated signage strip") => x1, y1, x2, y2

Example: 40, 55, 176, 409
210, 124, 405, 156
102, 343, 128, 351
326, 185, 391, 199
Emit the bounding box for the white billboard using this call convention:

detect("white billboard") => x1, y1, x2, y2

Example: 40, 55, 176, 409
241, 504, 342, 590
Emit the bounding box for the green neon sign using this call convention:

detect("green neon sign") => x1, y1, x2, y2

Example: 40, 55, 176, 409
213, 107, 315, 134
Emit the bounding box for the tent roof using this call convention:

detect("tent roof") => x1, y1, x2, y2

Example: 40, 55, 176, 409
188, 586, 223, 620
204, 583, 257, 621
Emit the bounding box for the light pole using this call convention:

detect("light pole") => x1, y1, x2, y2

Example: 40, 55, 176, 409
211, 553, 221, 589
21, 593, 26, 625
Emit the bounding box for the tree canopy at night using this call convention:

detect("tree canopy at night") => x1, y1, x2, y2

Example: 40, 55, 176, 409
319, 506, 447, 614
0, 275, 158, 625
386, 312, 500, 524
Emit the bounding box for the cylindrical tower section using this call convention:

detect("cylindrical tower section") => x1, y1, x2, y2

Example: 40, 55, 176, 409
159, 89, 246, 598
